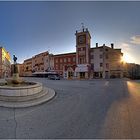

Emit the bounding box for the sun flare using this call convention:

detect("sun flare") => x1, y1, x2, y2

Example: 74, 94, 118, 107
122, 53, 135, 63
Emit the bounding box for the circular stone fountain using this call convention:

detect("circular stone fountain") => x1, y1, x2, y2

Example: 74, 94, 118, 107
0, 55, 55, 108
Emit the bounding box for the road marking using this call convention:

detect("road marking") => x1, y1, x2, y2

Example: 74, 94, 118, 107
105, 81, 109, 86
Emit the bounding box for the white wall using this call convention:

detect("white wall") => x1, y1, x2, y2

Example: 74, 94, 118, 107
94, 49, 103, 72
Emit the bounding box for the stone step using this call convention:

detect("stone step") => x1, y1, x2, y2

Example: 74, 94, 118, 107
0, 87, 56, 108
0, 87, 48, 102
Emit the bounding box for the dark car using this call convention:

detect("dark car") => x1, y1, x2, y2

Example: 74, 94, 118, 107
48, 75, 60, 80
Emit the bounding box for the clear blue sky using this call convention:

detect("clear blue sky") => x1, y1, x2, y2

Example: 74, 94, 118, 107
0, 1, 140, 64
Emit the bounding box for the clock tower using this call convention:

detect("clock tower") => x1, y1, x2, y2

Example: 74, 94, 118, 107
76, 28, 91, 64
75, 27, 91, 79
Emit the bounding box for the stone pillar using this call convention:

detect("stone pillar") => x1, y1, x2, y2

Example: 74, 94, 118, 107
12, 64, 20, 83
85, 72, 88, 79
103, 71, 105, 79
77, 72, 80, 79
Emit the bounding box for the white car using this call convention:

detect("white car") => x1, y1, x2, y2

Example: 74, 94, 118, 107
48, 75, 60, 80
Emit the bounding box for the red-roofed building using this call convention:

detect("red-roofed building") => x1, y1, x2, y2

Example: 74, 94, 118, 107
53, 52, 76, 79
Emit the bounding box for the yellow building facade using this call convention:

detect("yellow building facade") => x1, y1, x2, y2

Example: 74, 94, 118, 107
0, 47, 11, 78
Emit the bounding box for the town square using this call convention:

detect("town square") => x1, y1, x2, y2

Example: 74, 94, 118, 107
0, 78, 140, 138
0, 1, 140, 139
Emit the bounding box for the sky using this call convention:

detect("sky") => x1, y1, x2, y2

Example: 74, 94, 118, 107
0, 1, 140, 64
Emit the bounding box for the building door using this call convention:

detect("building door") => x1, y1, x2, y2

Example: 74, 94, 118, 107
68, 71, 73, 79
100, 72, 103, 78
94, 72, 99, 78
80, 72, 85, 78
105, 71, 109, 78
67, 67, 74, 79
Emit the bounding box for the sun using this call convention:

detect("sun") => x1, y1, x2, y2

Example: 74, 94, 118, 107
121, 53, 135, 63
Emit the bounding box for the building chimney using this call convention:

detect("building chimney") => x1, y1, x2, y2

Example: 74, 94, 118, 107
103, 44, 105, 47
111, 43, 114, 49
96, 43, 98, 48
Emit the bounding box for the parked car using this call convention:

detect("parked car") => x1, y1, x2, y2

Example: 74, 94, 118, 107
48, 75, 60, 80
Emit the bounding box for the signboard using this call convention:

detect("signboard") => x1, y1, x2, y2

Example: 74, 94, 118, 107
75, 64, 89, 72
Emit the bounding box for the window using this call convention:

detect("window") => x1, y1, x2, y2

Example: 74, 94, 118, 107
100, 63, 103, 67
105, 49, 108, 51
55, 59, 58, 63
79, 50, 85, 55
79, 57, 85, 64
91, 64, 94, 70
106, 54, 108, 59
100, 48, 103, 52
60, 64, 63, 70
79, 58, 83, 64
55, 64, 58, 70
100, 55, 103, 59
68, 58, 71, 62
60, 58, 62, 63
106, 63, 109, 69
73, 57, 76, 62
91, 55, 94, 59
64, 58, 67, 63
118, 65, 120, 68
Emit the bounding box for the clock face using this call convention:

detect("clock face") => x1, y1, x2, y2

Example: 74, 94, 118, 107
78, 35, 86, 44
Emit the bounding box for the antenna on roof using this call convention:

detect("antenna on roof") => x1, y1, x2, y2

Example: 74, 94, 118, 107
81, 23, 84, 30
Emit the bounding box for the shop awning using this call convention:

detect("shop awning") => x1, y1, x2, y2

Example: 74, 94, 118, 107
75, 65, 89, 72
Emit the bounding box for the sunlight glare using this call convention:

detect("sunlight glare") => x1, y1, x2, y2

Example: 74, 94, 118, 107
122, 53, 135, 63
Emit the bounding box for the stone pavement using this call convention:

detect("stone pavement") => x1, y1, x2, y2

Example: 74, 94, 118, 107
0, 87, 55, 108
0, 78, 140, 139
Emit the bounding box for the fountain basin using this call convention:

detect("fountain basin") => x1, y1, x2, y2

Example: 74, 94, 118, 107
0, 81, 56, 108
0, 82, 43, 97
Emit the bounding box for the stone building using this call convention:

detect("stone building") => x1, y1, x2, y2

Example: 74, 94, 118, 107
32, 51, 48, 72
53, 28, 124, 79
124, 63, 140, 79
22, 51, 54, 76
21, 27, 125, 79
90, 43, 124, 78
32, 51, 54, 73
23, 58, 32, 76
53, 52, 76, 78
0, 47, 11, 78
18, 63, 24, 77
75, 28, 91, 79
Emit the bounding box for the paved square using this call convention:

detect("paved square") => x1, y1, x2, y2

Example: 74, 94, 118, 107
0, 78, 140, 139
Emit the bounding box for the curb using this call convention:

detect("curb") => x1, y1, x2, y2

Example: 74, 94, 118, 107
0, 87, 56, 108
